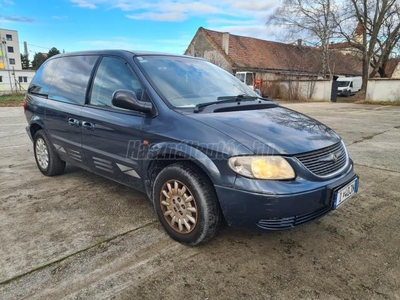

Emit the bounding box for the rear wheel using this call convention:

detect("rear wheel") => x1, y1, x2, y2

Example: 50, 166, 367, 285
153, 162, 221, 245
34, 130, 66, 176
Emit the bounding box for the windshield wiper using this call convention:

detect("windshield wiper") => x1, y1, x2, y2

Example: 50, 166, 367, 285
194, 94, 259, 113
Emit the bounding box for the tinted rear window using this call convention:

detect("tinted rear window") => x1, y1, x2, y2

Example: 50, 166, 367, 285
28, 59, 58, 96
48, 56, 98, 105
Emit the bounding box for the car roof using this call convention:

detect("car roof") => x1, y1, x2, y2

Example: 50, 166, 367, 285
49, 49, 201, 60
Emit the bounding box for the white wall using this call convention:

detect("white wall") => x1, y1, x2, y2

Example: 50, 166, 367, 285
308, 80, 332, 101
366, 79, 400, 102
279, 79, 332, 101
0, 70, 35, 95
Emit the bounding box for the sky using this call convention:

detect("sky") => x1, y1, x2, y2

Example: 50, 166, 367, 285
0, 0, 282, 57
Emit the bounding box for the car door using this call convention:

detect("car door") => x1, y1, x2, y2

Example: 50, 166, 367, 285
44, 55, 98, 168
80, 56, 147, 191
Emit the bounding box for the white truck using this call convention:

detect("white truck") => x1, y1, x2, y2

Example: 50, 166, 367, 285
235, 71, 263, 96
337, 77, 362, 97
235, 71, 254, 89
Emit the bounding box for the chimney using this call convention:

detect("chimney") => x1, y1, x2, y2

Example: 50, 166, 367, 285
355, 22, 364, 36
222, 32, 229, 55
297, 39, 302, 47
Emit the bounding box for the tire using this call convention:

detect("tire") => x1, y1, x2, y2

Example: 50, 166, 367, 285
153, 162, 221, 246
33, 130, 66, 176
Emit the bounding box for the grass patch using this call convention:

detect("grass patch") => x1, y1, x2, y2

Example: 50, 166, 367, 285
0, 94, 24, 107
355, 100, 400, 106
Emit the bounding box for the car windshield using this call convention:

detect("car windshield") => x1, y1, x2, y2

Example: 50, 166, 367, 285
337, 81, 350, 87
135, 56, 259, 108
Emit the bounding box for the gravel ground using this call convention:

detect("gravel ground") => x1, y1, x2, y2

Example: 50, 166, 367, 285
0, 102, 399, 300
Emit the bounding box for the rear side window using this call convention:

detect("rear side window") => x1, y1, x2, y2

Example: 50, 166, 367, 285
28, 59, 59, 96
48, 56, 98, 105
90, 56, 143, 108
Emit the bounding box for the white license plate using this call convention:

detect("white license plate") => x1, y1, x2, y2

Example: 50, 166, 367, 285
334, 178, 358, 209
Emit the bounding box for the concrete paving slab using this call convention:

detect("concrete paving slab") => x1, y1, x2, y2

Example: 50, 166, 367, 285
0, 103, 399, 299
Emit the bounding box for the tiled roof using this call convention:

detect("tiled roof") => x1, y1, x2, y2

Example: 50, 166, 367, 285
328, 42, 353, 49
385, 58, 400, 77
194, 27, 361, 76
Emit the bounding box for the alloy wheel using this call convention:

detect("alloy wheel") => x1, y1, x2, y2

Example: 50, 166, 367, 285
36, 138, 49, 170
160, 180, 198, 233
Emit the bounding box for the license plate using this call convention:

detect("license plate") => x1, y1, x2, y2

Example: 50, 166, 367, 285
333, 178, 358, 209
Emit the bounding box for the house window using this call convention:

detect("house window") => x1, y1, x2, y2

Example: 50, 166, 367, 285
9, 58, 15, 65
6, 34, 12, 41
7, 46, 14, 53
18, 76, 28, 83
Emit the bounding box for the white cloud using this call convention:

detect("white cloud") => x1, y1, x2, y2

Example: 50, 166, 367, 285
127, 12, 186, 22
125, 2, 222, 22
70, 0, 98, 9
207, 18, 258, 25
68, 0, 282, 39
231, 0, 280, 12
68, 0, 279, 20
0, 15, 35, 23
212, 24, 281, 41
79, 36, 188, 54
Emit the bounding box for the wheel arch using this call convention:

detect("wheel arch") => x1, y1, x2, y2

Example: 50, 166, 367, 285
28, 115, 46, 139
144, 142, 224, 201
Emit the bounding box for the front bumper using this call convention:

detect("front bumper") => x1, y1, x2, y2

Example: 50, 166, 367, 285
215, 169, 357, 230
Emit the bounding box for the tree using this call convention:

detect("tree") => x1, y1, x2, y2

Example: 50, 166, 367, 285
48, 47, 60, 58
269, 0, 400, 98
31, 52, 47, 70
31, 47, 61, 70
333, 0, 400, 94
20, 54, 30, 69
268, 0, 340, 76
370, 3, 400, 78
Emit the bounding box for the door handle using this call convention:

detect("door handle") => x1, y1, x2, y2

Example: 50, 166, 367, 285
82, 121, 95, 131
68, 118, 80, 127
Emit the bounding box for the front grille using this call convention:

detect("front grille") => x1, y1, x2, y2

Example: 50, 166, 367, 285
257, 206, 331, 230
295, 141, 347, 177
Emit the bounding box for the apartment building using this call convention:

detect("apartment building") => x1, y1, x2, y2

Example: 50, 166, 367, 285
0, 28, 35, 94
0, 28, 22, 70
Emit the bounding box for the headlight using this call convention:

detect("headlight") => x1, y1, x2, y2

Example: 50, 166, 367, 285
228, 156, 295, 180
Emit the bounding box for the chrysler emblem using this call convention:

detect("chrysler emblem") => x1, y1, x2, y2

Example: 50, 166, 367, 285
319, 151, 341, 163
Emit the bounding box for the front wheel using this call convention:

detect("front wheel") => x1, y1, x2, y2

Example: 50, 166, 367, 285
34, 130, 66, 176
153, 162, 221, 246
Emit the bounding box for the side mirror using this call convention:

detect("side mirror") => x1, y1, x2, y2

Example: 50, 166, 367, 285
112, 90, 154, 115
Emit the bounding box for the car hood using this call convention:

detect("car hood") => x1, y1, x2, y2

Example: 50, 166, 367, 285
188, 106, 341, 155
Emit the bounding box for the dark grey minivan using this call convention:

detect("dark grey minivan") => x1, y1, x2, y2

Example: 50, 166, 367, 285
24, 50, 358, 245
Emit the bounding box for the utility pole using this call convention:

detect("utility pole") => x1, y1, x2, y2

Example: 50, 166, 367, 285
1, 38, 13, 93
24, 41, 28, 57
